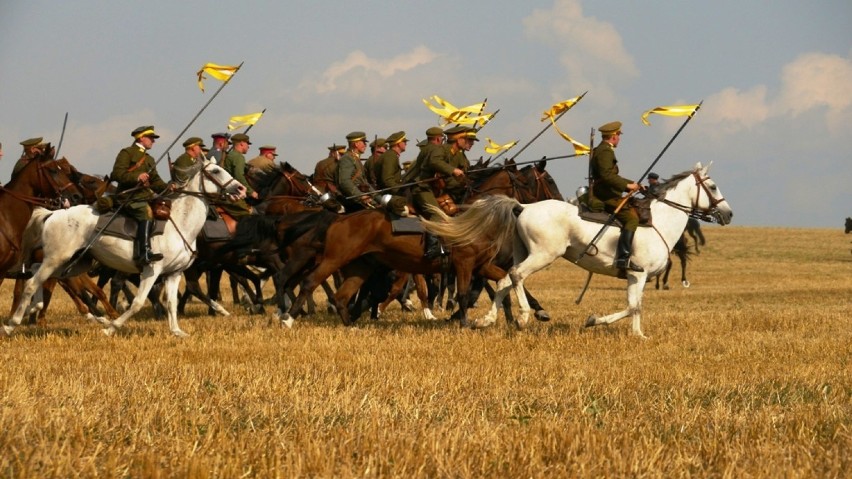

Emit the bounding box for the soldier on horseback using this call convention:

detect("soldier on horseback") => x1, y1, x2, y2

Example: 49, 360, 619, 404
589, 121, 644, 273
335, 131, 376, 212
110, 126, 169, 265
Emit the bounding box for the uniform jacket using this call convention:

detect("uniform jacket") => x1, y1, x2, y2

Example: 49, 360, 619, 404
591, 141, 630, 202
111, 143, 168, 201
378, 149, 402, 189
222, 149, 254, 195
335, 150, 370, 197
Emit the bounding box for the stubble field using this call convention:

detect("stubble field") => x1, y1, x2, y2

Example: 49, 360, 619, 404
0, 226, 850, 478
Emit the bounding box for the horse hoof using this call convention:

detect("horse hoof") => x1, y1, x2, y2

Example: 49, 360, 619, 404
402, 299, 415, 312
280, 316, 294, 329
172, 329, 189, 338
584, 315, 598, 328
682, 280, 690, 288
102, 327, 116, 337
663, 284, 670, 290
2, 325, 14, 336
534, 310, 551, 322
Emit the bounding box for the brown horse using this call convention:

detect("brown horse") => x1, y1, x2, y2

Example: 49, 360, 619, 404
276, 200, 516, 328
0, 148, 84, 278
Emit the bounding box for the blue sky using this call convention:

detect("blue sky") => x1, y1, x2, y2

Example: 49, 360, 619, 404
1, 0, 850, 227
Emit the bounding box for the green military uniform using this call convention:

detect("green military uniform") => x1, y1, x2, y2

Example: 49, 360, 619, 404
362, 137, 385, 188
413, 126, 472, 219
171, 138, 205, 184
401, 127, 443, 184
111, 139, 168, 221
590, 129, 638, 232
313, 144, 344, 193
11, 137, 44, 180
336, 149, 372, 211
219, 133, 253, 217
247, 146, 279, 197
377, 131, 409, 216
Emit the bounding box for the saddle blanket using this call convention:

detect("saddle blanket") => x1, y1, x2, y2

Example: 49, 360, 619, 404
202, 217, 233, 240
95, 214, 166, 240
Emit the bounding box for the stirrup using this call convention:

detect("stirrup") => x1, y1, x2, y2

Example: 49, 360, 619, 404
615, 258, 644, 273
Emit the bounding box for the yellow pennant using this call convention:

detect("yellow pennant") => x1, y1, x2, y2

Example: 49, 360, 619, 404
484, 138, 518, 155
540, 93, 587, 148
641, 104, 700, 126
227, 111, 264, 131
423, 95, 490, 126
197, 63, 239, 92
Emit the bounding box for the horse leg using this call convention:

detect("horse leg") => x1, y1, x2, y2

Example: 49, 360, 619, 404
661, 258, 673, 290
525, 287, 550, 322
161, 273, 187, 337
320, 279, 336, 314
585, 273, 649, 338
398, 275, 416, 312
413, 274, 436, 320
105, 268, 172, 336
77, 274, 121, 320
677, 249, 690, 288
182, 266, 230, 316
7, 263, 55, 334
376, 272, 407, 318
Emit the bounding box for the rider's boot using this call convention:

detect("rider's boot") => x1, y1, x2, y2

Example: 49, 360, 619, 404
614, 229, 644, 272
135, 220, 164, 265
423, 232, 445, 260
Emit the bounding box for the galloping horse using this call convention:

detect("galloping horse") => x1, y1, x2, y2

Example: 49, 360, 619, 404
4, 161, 243, 337
275, 202, 517, 328
425, 162, 733, 337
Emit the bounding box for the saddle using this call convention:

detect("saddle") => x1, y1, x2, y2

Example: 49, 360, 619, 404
577, 197, 653, 227
201, 207, 239, 240
95, 214, 167, 240
390, 216, 424, 235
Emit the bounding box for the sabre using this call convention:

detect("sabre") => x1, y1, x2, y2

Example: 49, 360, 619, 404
54, 112, 68, 159
577, 101, 703, 261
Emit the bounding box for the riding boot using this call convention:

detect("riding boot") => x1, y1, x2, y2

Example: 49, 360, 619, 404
136, 220, 164, 265
423, 233, 445, 259
614, 229, 644, 272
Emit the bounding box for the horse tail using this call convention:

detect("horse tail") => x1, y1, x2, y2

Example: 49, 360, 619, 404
421, 195, 522, 251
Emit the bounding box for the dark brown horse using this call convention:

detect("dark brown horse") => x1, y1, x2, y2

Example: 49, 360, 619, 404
276, 201, 516, 328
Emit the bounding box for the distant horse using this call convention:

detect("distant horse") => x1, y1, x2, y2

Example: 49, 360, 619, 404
845, 217, 851, 234
4, 161, 243, 337
429, 162, 733, 337
654, 233, 691, 290
685, 217, 706, 254
276, 203, 516, 328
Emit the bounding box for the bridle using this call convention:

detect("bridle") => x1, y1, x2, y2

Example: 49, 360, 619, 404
0, 159, 82, 209
658, 171, 727, 223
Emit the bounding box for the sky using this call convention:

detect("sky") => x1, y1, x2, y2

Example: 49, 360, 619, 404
1, 0, 850, 228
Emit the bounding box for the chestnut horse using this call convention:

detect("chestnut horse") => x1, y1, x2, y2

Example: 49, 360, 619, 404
275, 200, 517, 328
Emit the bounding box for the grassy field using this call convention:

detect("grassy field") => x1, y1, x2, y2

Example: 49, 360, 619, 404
0, 226, 850, 478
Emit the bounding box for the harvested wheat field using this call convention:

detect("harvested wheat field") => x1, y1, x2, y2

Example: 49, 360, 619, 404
0, 226, 850, 478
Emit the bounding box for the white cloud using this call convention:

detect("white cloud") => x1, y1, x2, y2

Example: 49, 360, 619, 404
701, 86, 770, 134
523, 0, 638, 95
309, 46, 440, 95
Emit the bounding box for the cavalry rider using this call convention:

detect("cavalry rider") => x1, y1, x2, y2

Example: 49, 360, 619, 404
363, 137, 387, 188
376, 130, 411, 217
208, 132, 230, 164
335, 131, 376, 212
11, 137, 45, 180
247, 144, 279, 197
171, 136, 207, 183
413, 125, 475, 258
401, 126, 444, 184
590, 121, 644, 273
645, 172, 663, 199
313, 144, 345, 194
220, 132, 255, 216
111, 125, 169, 265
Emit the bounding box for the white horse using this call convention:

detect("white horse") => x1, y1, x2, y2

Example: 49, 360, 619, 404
427, 162, 733, 337
3, 160, 245, 337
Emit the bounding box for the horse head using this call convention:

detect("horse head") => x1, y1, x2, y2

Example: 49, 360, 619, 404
175, 160, 244, 200
10, 148, 85, 207
660, 162, 733, 225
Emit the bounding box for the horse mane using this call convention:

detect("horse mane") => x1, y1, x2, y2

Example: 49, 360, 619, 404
656, 167, 697, 195
421, 195, 521, 252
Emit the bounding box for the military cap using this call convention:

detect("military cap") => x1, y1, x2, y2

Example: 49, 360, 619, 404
259, 145, 278, 156
231, 133, 251, 144
328, 144, 345, 152
346, 131, 367, 142
182, 137, 206, 149
132, 126, 160, 139
445, 125, 478, 142
387, 131, 407, 145
369, 137, 387, 149
20, 137, 43, 147
648, 172, 659, 180
211, 132, 231, 140
425, 126, 444, 138
598, 121, 622, 135
416, 139, 428, 147
402, 161, 413, 169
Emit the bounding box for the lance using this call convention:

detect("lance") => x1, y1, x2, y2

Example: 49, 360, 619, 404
62, 62, 245, 276
500, 91, 587, 164
577, 101, 703, 262
54, 112, 69, 159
